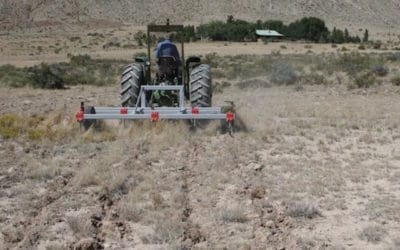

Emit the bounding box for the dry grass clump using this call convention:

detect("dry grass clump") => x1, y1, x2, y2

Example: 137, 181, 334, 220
286, 200, 322, 219
220, 207, 248, 223
25, 161, 62, 180
359, 225, 386, 243
237, 78, 271, 89
0, 111, 77, 141
66, 215, 93, 238
117, 201, 143, 223
81, 126, 116, 143
75, 165, 101, 187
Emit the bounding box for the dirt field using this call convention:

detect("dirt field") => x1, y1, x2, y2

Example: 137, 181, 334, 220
1, 33, 400, 249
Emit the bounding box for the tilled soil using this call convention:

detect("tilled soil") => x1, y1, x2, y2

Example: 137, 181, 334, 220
1, 83, 400, 249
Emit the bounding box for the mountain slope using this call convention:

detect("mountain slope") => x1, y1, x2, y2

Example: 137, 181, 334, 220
1, 0, 399, 34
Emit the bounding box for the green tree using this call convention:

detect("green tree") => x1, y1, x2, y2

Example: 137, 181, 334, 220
330, 27, 345, 44
344, 28, 350, 42
286, 17, 329, 42
363, 29, 369, 42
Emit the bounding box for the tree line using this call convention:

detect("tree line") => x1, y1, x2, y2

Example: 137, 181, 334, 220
174, 16, 369, 44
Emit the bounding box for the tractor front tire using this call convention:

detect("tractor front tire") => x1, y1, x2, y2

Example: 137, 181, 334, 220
190, 64, 212, 107
120, 63, 143, 107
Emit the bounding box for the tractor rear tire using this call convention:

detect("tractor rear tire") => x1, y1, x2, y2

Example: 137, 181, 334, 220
190, 64, 212, 107
120, 63, 143, 107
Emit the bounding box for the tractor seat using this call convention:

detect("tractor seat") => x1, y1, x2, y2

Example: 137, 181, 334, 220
157, 56, 179, 79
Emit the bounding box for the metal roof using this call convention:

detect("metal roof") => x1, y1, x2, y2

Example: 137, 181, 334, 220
256, 30, 284, 37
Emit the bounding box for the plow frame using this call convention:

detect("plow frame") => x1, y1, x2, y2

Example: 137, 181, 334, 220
76, 85, 235, 130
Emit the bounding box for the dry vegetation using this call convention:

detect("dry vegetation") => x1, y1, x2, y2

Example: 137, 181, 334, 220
1, 32, 400, 249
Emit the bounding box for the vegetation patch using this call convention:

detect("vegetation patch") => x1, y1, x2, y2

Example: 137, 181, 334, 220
0, 55, 129, 88
350, 71, 376, 89
196, 16, 362, 43
270, 62, 298, 85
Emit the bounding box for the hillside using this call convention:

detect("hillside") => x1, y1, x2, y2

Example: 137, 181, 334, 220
1, 0, 400, 36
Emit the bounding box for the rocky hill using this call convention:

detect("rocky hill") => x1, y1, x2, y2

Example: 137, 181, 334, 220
1, 0, 400, 35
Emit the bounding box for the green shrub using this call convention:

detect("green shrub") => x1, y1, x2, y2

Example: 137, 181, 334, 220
0, 65, 32, 87
0, 55, 128, 88
29, 63, 65, 89
69, 54, 92, 66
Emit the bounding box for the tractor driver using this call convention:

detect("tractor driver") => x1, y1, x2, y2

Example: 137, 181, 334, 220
155, 36, 181, 64
154, 36, 181, 80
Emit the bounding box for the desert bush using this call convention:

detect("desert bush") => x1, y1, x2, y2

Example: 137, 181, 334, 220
391, 75, 400, 86
387, 52, 400, 62
270, 62, 298, 85
335, 52, 381, 74
134, 31, 147, 46
54, 48, 62, 54
69, 36, 81, 42
286, 201, 321, 219
1, 55, 127, 88
358, 44, 366, 50
202, 52, 220, 68
370, 64, 388, 77
301, 73, 327, 85
29, 63, 65, 89
102, 41, 121, 49
0, 64, 32, 87
373, 41, 382, 50
350, 71, 376, 89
